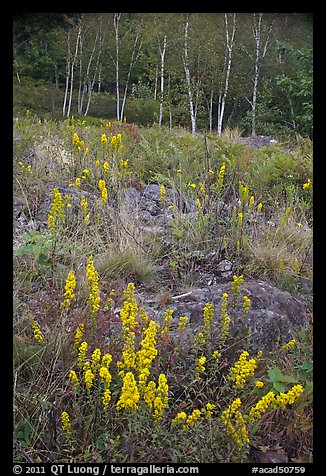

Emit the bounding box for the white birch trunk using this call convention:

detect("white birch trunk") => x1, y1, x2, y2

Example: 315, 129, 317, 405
114, 13, 122, 121
63, 32, 71, 116
154, 65, 158, 101
183, 14, 196, 135
158, 35, 167, 127
120, 34, 141, 122
217, 13, 236, 136
67, 24, 82, 118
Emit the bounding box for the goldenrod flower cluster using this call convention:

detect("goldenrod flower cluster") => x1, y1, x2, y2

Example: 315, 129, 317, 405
194, 356, 206, 380
178, 316, 189, 331
239, 181, 249, 204
61, 270, 76, 308
117, 329, 136, 378
217, 162, 226, 190
77, 341, 88, 368
280, 339, 296, 351
91, 348, 101, 373
243, 295, 251, 322
153, 373, 169, 420
137, 320, 158, 389
31, 320, 44, 344
69, 370, 80, 388
61, 411, 72, 435
275, 384, 303, 409
160, 185, 166, 203
161, 309, 174, 334
82, 169, 90, 179
103, 161, 109, 175
111, 133, 122, 151
255, 381, 264, 389
117, 371, 140, 411
120, 283, 139, 333
221, 398, 249, 449
73, 323, 85, 353
249, 195, 255, 212
231, 275, 244, 298
248, 391, 277, 421
303, 178, 311, 190
80, 196, 90, 224
228, 351, 258, 388
203, 302, 214, 338
219, 293, 231, 347
75, 177, 81, 188
257, 202, 263, 213
86, 256, 101, 318
101, 133, 108, 146
172, 403, 215, 429
84, 368, 95, 389
98, 179, 108, 205
143, 380, 157, 409
48, 187, 65, 234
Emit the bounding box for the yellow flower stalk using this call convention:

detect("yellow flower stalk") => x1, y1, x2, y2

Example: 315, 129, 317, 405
228, 351, 258, 389
194, 356, 206, 380
102, 388, 111, 411
48, 187, 65, 234
186, 408, 202, 427
61, 411, 72, 435
221, 398, 249, 449
99, 366, 112, 386
219, 293, 231, 347
161, 309, 174, 334
98, 179, 108, 205
61, 270, 76, 308
120, 283, 139, 333
280, 339, 297, 351
84, 369, 95, 389
103, 161, 109, 175
216, 162, 226, 192
73, 324, 85, 353
257, 202, 263, 213
255, 381, 264, 389
75, 178, 81, 188
203, 302, 214, 338
243, 295, 251, 322
91, 348, 101, 373
31, 320, 44, 344
86, 256, 101, 319
153, 373, 169, 420
101, 133, 108, 146
69, 370, 80, 388
160, 185, 166, 203
172, 411, 187, 426
77, 341, 88, 368
178, 316, 189, 331
117, 371, 140, 411
143, 380, 156, 409
137, 320, 158, 390
303, 178, 311, 190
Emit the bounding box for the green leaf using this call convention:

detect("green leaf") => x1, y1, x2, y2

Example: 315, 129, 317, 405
267, 366, 283, 382
273, 380, 286, 393
38, 253, 52, 266
295, 361, 313, 372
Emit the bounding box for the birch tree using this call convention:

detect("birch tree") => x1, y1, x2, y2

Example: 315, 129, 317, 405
63, 20, 82, 117
217, 13, 236, 136
158, 35, 167, 127
112, 13, 142, 122
247, 13, 276, 135
183, 14, 197, 135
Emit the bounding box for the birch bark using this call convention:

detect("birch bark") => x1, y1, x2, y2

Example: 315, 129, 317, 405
183, 14, 196, 135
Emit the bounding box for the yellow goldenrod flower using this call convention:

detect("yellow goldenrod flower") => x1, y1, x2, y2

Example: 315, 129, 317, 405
201, 403, 216, 419
85, 147, 89, 155
238, 212, 243, 225
77, 341, 88, 368
172, 411, 187, 426
249, 391, 276, 422
101, 353, 113, 369
222, 398, 249, 449
75, 178, 81, 188
194, 356, 206, 380
99, 366, 112, 386
255, 381, 264, 389
98, 179, 108, 205
186, 408, 202, 427
161, 309, 174, 334
48, 187, 65, 234
212, 350, 221, 362
249, 195, 255, 211
280, 339, 297, 351
243, 295, 251, 322
84, 369, 95, 389
102, 388, 111, 411
61, 270, 76, 309
231, 275, 244, 297
217, 162, 226, 190
101, 133, 108, 146
274, 384, 303, 409
153, 373, 169, 420
203, 302, 214, 337
103, 161, 109, 175
257, 202, 263, 213
178, 316, 189, 331
69, 370, 80, 388
143, 380, 157, 409
219, 293, 231, 347
120, 282, 139, 332
91, 348, 101, 372
137, 320, 158, 390
303, 178, 311, 190
188, 182, 196, 189
228, 351, 258, 389
117, 371, 140, 411
160, 185, 166, 203
86, 256, 101, 318
73, 324, 85, 353
61, 411, 72, 435
72, 132, 80, 146
31, 320, 44, 344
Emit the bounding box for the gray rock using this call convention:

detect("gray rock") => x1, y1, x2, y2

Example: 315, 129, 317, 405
154, 279, 309, 351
